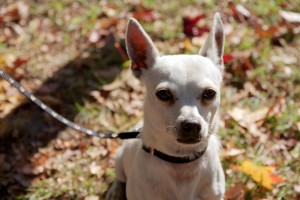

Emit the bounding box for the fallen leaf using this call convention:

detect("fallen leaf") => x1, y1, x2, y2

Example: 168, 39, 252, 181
232, 160, 285, 190
271, 54, 297, 65
84, 195, 99, 200
99, 18, 119, 30
280, 10, 300, 23
223, 54, 233, 64
89, 31, 100, 44
89, 161, 104, 178
13, 57, 28, 67
184, 14, 205, 26
297, 122, 300, 132
132, 5, 154, 22
19, 163, 44, 175
224, 183, 245, 200
89, 161, 102, 175
183, 38, 193, 51
265, 96, 286, 118
228, 2, 251, 21
222, 148, 245, 158
101, 78, 123, 92
227, 107, 269, 141
235, 5, 251, 18
4, 1, 29, 23
0, 16, 3, 24
255, 25, 279, 38
0, 54, 16, 68
183, 14, 209, 37
294, 185, 300, 194
233, 82, 260, 102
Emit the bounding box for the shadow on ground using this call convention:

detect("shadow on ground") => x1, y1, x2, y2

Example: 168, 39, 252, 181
0, 35, 125, 199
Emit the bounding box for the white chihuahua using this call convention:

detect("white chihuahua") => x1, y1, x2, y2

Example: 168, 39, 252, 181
106, 13, 225, 200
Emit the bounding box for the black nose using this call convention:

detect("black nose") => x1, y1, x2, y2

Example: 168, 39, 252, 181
181, 120, 201, 135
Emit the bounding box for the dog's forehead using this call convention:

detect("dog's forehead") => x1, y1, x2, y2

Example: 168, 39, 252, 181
149, 55, 222, 86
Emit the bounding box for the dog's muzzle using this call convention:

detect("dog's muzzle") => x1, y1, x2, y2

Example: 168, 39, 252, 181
176, 119, 202, 144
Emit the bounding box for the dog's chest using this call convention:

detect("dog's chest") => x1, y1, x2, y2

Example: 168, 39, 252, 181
169, 163, 200, 181
149, 162, 202, 199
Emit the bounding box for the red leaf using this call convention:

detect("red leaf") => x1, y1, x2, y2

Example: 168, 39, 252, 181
223, 54, 233, 64
0, 15, 4, 24
243, 57, 254, 70
14, 57, 28, 67
183, 14, 209, 37
132, 6, 154, 22
183, 14, 205, 25
269, 173, 285, 184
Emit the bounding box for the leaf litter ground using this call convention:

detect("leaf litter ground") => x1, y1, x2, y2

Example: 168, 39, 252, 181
0, 0, 299, 199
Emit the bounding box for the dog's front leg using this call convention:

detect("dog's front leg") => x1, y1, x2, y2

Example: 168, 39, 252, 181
106, 144, 127, 200
105, 179, 126, 200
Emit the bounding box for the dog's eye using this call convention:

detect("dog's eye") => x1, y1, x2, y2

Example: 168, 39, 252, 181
156, 89, 173, 102
202, 89, 216, 100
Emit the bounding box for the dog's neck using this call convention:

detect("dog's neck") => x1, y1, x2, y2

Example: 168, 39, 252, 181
142, 145, 206, 164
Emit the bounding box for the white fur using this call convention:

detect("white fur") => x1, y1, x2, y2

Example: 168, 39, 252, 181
106, 13, 225, 200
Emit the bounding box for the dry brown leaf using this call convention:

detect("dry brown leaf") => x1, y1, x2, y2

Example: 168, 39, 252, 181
224, 183, 245, 200
235, 4, 251, 18
255, 25, 279, 38
295, 185, 300, 194
89, 161, 102, 175
99, 18, 119, 29
4, 1, 29, 23
33, 153, 49, 167
228, 107, 269, 124
227, 107, 269, 141
84, 195, 99, 200
89, 31, 100, 44
101, 79, 124, 92
296, 122, 300, 132
271, 54, 297, 65
280, 10, 300, 23
132, 5, 155, 22
19, 163, 44, 175
233, 82, 260, 101
266, 96, 286, 117
222, 148, 246, 158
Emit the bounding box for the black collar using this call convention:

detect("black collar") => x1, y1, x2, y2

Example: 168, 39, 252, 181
142, 145, 206, 164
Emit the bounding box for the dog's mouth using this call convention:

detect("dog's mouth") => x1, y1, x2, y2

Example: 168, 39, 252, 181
176, 138, 201, 144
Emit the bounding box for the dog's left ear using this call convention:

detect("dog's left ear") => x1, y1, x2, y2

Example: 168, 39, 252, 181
199, 13, 225, 73
126, 18, 159, 78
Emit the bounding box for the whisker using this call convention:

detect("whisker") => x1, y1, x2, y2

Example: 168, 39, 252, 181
208, 130, 214, 136
207, 123, 214, 127
166, 125, 177, 131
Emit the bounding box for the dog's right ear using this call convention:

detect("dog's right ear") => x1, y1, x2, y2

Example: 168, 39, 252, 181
126, 18, 159, 78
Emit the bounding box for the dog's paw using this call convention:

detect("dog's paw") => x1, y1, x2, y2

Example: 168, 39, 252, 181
105, 180, 126, 200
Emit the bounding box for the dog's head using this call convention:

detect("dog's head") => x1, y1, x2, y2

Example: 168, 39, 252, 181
126, 13, 224, 154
